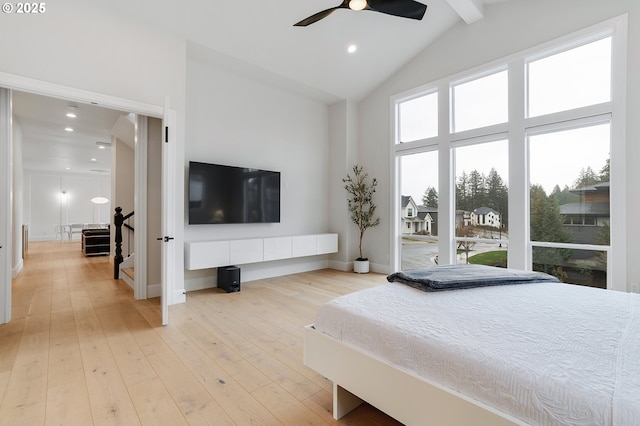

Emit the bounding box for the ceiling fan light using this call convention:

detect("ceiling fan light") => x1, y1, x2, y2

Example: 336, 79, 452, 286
349, 0, 367, 11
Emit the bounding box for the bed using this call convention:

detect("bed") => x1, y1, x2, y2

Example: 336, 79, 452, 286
303, 265, 640, 425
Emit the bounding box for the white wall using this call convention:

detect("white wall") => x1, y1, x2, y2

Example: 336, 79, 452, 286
23, 171, 111, 241
113, 138, 135, 256
328, 100, 360, 270
356, 0, 640, 287
184, 44, 331, 289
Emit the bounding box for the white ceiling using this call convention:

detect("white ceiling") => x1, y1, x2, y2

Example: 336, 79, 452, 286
13, 91, 129, 174
14, 0, 511, 174
99, 0, 509, 102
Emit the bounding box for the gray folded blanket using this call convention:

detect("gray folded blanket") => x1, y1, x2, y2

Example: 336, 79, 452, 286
387, 264, 559, 292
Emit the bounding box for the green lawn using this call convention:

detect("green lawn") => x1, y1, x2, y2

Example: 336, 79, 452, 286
468, 250, 508, 267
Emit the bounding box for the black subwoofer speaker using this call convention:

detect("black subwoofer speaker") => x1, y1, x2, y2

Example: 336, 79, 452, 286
217, 266, 240, 293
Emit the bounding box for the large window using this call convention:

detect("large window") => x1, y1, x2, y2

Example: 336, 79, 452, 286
454, 139, 508, 267
393, 19, 625, 290
398, 150, 438, 270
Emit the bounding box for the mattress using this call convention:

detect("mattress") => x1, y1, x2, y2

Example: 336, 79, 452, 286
313, 281, 640, 425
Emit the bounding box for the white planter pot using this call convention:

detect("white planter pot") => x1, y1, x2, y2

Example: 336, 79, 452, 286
353, 259, 370, 274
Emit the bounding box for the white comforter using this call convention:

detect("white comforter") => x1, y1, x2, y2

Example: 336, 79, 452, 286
313, 281, 640, 425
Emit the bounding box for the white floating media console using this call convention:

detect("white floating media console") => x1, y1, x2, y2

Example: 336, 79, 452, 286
185, 233, 338, 270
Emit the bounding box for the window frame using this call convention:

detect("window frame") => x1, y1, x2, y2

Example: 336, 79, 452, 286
390, 15, 627, 291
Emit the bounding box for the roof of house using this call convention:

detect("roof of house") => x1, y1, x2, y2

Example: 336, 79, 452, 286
570, 181, 610, 195
472, 206, 499, 215
560, 202, 610, 216
418, 205, 437, 213
417, 211, 433, 221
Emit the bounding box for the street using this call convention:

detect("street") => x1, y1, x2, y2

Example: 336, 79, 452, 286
400, 236, 508, 270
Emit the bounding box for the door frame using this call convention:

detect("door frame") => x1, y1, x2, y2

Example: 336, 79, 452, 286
134, 115, 148, 301
0, 71, 177, 325
0, 88, 12, 324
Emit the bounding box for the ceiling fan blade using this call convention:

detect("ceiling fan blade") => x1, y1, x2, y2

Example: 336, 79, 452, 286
294, 2, 349, 27
367, 0, 427, 20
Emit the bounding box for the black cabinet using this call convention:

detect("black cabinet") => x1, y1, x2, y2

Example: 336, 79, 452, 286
82, 229, 110, 256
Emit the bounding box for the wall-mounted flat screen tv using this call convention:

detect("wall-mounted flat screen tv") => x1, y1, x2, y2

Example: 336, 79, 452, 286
188, 161, 281, 224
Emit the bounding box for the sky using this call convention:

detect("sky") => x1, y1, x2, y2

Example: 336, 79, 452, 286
399, 36, 611, 204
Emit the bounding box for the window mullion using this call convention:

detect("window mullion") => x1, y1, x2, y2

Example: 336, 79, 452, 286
507, 58, 528, 270
438, 81, 455, 265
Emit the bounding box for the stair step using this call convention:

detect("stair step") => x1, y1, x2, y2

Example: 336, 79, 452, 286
122, 267, 135, 280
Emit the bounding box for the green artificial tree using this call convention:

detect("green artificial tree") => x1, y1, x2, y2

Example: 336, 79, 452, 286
343, 165, 380, 261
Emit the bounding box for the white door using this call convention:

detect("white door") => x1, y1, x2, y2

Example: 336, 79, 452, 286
0, 88, 12, 324
160, 100, 176, 325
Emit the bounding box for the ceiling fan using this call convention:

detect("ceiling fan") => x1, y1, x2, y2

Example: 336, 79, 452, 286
294, 0, 427, 27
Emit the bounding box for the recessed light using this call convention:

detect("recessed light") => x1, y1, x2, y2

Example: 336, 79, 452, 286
65, 167, 70, 170
66, 105, 78, 118
347, 44, 357, 54
96, 141, 111, 150
64, 127, 74, 132
90, 158, 97, 162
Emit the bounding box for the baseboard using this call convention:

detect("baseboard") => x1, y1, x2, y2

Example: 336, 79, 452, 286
328, 259, 390, 275
370, 261, 391, 275
184, 276, 216, 292
120, 273, 134, 289
142, 283, 185, 304
147, 282, 161, 298
328, 259, 351, 272
12, 258, 23, 278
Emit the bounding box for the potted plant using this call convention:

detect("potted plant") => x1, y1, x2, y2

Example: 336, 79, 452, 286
343, 164, 380, 273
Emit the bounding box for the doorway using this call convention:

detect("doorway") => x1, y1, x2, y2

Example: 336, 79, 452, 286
0, 76, 174, 325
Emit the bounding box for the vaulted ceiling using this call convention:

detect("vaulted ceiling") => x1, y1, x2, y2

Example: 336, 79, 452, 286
15, 0, 511, 174
99, 0, 510, 101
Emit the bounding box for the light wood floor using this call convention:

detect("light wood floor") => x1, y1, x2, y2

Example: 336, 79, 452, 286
0, 241, 402, 425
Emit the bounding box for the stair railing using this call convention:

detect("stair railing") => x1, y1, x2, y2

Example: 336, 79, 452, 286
114, 207, 135, 279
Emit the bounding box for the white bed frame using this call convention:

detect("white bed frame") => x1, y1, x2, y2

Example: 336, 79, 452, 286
304, 325, 527, 426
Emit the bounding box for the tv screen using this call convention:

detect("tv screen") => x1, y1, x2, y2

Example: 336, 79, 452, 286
188, 161, 281, 224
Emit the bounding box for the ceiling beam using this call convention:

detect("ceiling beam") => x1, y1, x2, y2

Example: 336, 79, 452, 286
446, 0, 484, 24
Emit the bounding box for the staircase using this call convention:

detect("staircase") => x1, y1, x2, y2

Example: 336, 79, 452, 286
119, 253, 135, 288
113, 206, 135, 285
